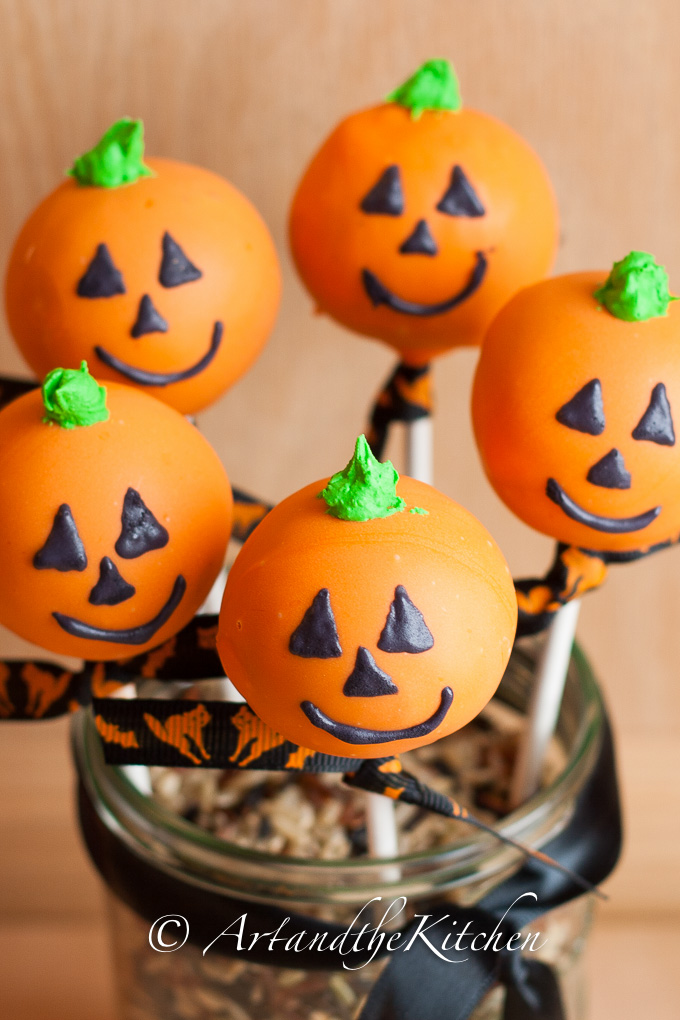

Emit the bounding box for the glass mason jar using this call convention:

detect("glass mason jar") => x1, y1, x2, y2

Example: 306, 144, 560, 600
71, 643, 605, 1020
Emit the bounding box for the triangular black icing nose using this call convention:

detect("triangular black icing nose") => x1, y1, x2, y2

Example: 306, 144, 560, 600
399, 219, 438, 256
88, 557, 136, 606
343, 647, 399, 698
586, 448, 632, 489
131, 294, 169, 338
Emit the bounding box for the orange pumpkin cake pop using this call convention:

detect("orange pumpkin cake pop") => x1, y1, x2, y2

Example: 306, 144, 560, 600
5, 119, 281, 414
217, 436, 516, 758
0, 363, 232, 659
290, 59, 558, 364
473, 251, 680, 556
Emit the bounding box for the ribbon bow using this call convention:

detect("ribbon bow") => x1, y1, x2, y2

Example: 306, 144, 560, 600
359, 905, 564, 1020
358, 714, 621, 1019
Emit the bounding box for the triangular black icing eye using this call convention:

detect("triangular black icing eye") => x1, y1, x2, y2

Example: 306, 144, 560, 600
632, 383, 676, 446
289, 588, 342, 658
377, 585, 434, 654
360, 166, 404, 216
33, 504, 87, 572
76, 244, 126, 298
159, 232, 203, 287
115, 488, 169, 559
436, 166, 485, 217
555, 379, 605, 435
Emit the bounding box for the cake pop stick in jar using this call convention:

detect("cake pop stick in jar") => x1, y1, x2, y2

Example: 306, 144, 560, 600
472, 251, 680, 799
5, 119, 281, 416
290, 59, 559, 467
0, 362, 232, 662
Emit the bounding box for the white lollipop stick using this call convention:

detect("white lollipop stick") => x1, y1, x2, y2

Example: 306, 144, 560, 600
510, 598, 582, 807
365, 792, 401, 863
365, 415, 434, 866
405, 415, 434, 485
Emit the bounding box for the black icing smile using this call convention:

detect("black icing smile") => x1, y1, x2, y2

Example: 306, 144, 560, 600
546, 478, 661, 534
53, 575, 186, 644
361, 252, 487, 317
95, 321, 223, 387
300, 686, 453, 745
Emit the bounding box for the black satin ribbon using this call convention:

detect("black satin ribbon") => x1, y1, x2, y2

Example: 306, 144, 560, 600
357, 712, 621, 1020
358, 907, 564, 1020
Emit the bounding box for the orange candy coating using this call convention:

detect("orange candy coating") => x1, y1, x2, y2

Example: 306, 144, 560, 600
5, 158, 281, 414
472, 271, 680, 552
289, 103, 558, 363
217, 476, 516, 758
0, 382, 232, 659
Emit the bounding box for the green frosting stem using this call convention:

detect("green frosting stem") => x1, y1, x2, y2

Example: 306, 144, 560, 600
42, 362, 109, 428
69, 118, 153, 188
593, 251, 676, 321
318, 436, 406, 521
386, 58, 462, 118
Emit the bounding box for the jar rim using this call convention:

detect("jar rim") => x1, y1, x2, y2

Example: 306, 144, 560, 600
72, 642, 603, 904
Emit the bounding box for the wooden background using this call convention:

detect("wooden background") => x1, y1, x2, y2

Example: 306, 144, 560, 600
1, 1, 680, 1016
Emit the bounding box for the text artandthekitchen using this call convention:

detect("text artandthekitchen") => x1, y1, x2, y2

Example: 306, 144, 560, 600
148, 893, 547, 970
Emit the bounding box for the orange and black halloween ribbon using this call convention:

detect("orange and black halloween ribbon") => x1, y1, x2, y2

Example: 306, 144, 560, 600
91, 694, 360, 772
514, 535, 680, 637
0, 659, 90, 720
231, 486, 273, 542
515, 544, 610, 637
344, 757, 605, 899
0, 654, 152, 720
91, 693, 602, 896
0, 613, 222, 721
366, 360, 433, 460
